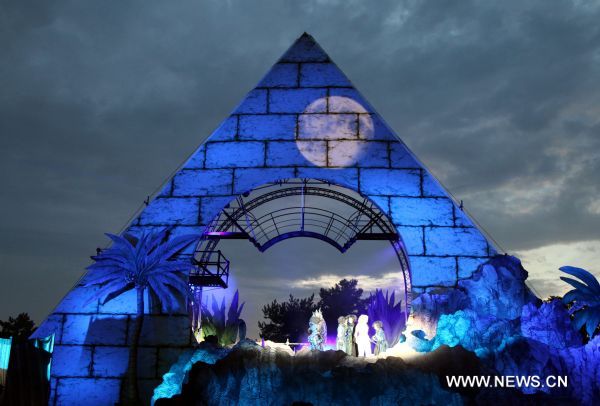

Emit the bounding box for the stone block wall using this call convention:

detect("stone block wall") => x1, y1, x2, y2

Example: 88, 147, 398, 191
33, 282, 194, 405
33, 33, 498, 405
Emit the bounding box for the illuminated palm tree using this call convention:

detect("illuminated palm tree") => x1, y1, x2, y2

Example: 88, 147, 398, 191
85, 228, 199, 405
560, 266, 600, 339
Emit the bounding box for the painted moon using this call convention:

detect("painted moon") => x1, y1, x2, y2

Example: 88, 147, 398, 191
297, 96, 373, 167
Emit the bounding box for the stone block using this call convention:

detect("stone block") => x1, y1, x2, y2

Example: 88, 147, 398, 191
61, 315, 92, 345
298, 113, 357, 139
173, 169, 233, 196
367, 195, 390, 214
98, 288, 150, 315
422, 172, 446, 197
204, 141, 265, 168
257, 63, 298, 87
52, 345, 92, 377
458, 257, 487, 279
92, 346, 128, 378
135, 315, 191, 346
200, 196, 234, 224
330, 141, 388, 168
300, 63, 351, 87
267, 141, 327, 167
363, 142, 391, 167
359, 169, 421, 196
295, 167, 359, 191
49, 378, 57, 405
55, 378, 121, 406
425, 227, 489, 257
390, 197, 454, 226
328, 140, 364, 167
390, 143, 419, 168
233, 168, 295, 194
60, 314, 127, 345
170, 225, 205, 239
54, 285, 99, 314
183, 145, 206, 169
157, 181, 172, 197
454, 207, 476, 227
328, 88, 372, 113
233, 89, 267, 114
397, 226, 425, 256
280, 35, 329, 62
239, 114, 296, 140
139, 198, 200, 226
86, 315, 129, 345
359, 114, 395, 141
269, 88, 327, 113
207, 116, 237, 142
31, 314, 64, 343
410, 256, 457, 287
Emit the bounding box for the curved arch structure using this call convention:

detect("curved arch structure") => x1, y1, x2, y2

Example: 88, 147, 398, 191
191, 178, 412, 318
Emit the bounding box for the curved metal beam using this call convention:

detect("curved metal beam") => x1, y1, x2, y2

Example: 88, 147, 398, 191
257, 230, 346, 253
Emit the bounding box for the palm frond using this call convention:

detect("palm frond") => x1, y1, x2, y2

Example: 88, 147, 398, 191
560, 277, 596, 298
560, 266, 600, 339
560, 266, 600, 292
148, 278, 179, 313
85, 227, 200, 311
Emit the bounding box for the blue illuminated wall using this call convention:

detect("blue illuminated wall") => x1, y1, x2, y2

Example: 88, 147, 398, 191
33, 33, 496, 405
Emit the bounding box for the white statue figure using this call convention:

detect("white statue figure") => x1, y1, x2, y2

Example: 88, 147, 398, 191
308, 309, 327, 350
371, 320, 388, 356
344, 314, 357, 356
336, 316, 346, 351
354, 314, 372, 357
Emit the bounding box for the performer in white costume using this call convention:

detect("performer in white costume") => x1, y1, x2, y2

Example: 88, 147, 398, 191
354, 314, 372, 357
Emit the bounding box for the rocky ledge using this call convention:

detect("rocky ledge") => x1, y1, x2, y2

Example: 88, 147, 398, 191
155, 340, 554, 405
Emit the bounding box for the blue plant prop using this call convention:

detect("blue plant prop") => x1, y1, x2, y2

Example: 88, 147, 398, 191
201, 290, 246, 346
85, 227, 199, 405
560, 266, 600, 338
366, 289, 406, 347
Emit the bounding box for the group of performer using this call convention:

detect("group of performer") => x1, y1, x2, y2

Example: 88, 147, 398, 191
307, 309, 388, 356
336, 314, 388, 356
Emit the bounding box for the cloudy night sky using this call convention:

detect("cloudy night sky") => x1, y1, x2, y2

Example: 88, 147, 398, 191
1, 1, 599, 336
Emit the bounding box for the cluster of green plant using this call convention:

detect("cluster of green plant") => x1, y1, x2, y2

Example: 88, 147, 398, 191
200, 290, 246, 346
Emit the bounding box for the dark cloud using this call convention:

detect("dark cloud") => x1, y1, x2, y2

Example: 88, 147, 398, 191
1, 0, 599, 323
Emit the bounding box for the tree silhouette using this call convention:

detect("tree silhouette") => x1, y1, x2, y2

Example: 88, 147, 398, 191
258, 294, 316, 343
317, 279, 367, 332
258, 279, 368, 343
0, 313, 36, 342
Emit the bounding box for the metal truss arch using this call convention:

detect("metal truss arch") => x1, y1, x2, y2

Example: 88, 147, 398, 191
191, 178, 412, 314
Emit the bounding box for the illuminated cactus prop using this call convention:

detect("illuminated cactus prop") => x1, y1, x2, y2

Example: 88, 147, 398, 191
200, 290, 246, 346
